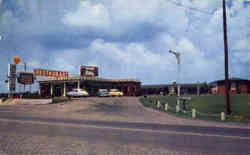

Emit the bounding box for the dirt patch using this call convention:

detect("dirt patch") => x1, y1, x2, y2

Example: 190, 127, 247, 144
90, 102, 123, 113
75, 100, 124, 116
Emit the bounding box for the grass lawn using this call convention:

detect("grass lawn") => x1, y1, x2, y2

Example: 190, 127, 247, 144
140, 94, 250, 122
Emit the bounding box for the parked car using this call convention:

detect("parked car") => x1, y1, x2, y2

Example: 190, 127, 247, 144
109, 89, 123, 97
66, 89, 89, 97
97, 89, 110, 97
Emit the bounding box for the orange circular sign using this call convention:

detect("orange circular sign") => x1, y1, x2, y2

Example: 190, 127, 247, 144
13, 56, 21, 64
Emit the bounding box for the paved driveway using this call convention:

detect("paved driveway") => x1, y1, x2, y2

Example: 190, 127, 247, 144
1, 97, 250, 129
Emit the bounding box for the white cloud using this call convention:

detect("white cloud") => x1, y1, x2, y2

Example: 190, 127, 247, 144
109, 0, 160, 23
63, 1, 110, 29
176, 38, 201, 56
62, 0, 190, 35
232, 38, 250, 63
185, 0, 219, 12
154, 32, 224, 82
234, 50, 250, 63
90, 39, 172, 68
230, 0, 244, 15
233, 39, 250, 50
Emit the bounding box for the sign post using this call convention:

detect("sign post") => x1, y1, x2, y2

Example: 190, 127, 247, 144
8, 64, 17, 95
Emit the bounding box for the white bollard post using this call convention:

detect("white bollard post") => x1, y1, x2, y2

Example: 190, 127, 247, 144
192, 109, 196, 118
176, 104, 180, 113
165, 103, 168, 111
177, 99, 180, 105
221, 112, 225, 121
157, 100, 161, 109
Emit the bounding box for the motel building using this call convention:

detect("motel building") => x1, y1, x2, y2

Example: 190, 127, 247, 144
139, 83, 209, 96
209, 78, 250, 94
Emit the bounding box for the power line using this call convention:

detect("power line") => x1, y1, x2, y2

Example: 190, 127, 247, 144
165, 0, 215, 15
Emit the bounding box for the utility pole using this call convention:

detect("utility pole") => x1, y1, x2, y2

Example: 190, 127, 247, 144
222, 0, 231, 115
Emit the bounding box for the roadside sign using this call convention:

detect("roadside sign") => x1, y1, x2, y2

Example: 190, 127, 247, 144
34, 68, 68, 78
8, 64, 16, 77
17, 72, 34, 85
80, 65, 98, 77
8, 77, 16, 92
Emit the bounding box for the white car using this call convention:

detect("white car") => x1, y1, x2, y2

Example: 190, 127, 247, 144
66, 89, 89, 97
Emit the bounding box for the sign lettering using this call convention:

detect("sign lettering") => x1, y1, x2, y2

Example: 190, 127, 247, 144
33, 69, 68, 78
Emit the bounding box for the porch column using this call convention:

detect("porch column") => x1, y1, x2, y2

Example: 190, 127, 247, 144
29, 85, 32, 93
63, 82, 66, 97
127, 86, 131, 96
133, 86, 136, 96
197, 85, 200, 96
50, 84, 54, 97
38, 84, 41, 95
177, 85, 181, 96
82, 82, 86, 89
78, 81, 80, 89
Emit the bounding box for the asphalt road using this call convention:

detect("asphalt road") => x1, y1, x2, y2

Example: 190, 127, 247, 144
0, 98, 250, 155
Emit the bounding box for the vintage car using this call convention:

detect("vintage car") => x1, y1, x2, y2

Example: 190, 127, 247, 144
109, 89, 123, 97
66, 89, 89, 97
97, 89, 110, 97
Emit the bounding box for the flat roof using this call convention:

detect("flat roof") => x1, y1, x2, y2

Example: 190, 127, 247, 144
209, 77, 249, 84
141, 83, 207, 89
38, 75, 140, 83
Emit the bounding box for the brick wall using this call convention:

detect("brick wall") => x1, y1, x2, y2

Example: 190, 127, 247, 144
217, 83, 249, 94
217, 85, 226, 94
239, 84, 248, 94
217, 85, 237, 94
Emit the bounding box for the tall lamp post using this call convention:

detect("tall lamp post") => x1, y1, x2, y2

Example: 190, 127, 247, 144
222, 0, 231, 115
169, 50, 181, 98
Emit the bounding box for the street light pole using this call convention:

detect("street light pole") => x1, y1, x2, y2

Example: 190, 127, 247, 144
169, 50, 181, 97
222, 0, 231, 115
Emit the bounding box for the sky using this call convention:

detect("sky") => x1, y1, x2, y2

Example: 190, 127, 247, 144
0, 0, 250, 92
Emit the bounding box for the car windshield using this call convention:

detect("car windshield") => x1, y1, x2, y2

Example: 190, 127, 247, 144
99, 89, 108, 92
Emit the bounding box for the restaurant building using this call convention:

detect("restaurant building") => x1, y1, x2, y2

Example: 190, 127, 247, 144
38, 76, 141, 97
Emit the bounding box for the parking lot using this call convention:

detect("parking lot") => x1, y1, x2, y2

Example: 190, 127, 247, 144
0, 97, 250, 154
0, 97, 249, 129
